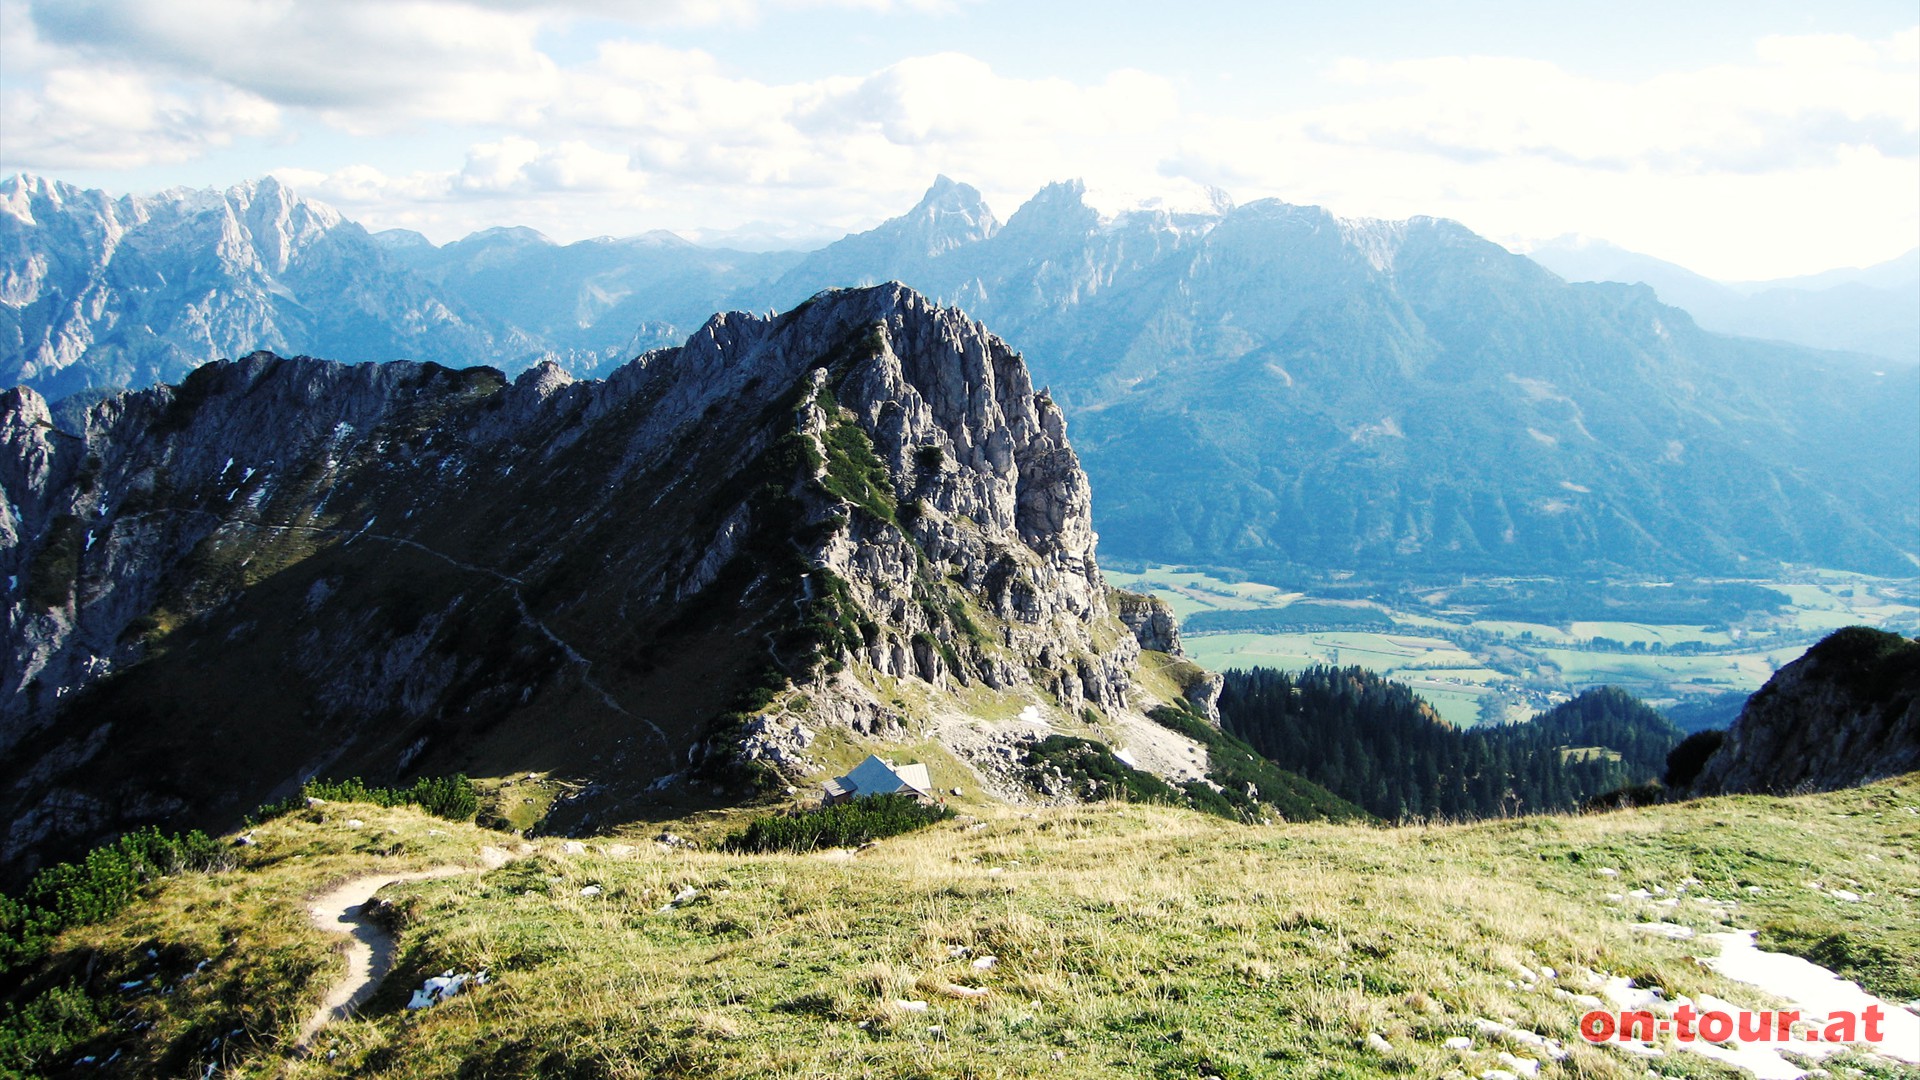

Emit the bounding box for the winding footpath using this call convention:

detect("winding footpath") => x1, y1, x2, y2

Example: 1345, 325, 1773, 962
293, 847, 513, 1053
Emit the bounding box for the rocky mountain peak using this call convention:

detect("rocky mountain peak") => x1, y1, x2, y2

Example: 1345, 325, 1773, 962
999, 180, 1101, 244
767, 180, 1000, 303
1, 284, 1198, 873
906, 174, 1000, 255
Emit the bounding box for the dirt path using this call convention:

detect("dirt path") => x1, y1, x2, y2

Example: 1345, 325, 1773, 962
293, 847, 512, 1051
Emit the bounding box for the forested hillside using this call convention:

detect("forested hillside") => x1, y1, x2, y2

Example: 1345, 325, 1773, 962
1217, 668, 1681, 820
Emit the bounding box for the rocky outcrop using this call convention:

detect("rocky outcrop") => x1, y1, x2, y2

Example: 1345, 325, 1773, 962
0, 284, 1168, 876
1117, 591, 1181, 655
1689, 627, 1920, 797
1183, 671, 1225, 727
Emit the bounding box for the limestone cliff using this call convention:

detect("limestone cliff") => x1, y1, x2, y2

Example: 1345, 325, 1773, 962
1688, 627, 1920, 797
1116, 591, 1181, 655
1, 284, 1199, 874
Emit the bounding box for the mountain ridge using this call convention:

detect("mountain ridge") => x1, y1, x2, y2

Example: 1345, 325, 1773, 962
1524, 235, 1919, 365
5, 172, 1916, 579
2, 284, 1250, 878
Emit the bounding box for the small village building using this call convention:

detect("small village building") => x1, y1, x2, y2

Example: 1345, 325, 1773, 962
822, 754, 935, 804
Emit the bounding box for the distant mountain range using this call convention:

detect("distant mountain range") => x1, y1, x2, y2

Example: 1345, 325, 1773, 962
1523, 235, 1918, 366
4, 172, 1916, 579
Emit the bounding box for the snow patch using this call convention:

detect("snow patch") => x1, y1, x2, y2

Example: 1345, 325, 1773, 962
1704, 929, 1918, 1065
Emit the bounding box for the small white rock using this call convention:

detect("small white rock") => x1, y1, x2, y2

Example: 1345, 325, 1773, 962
895, 999, 929, 1013
972, 955, 997, 970
1497, 1051, 1539, 1077
1628, 914, 1689, 933
1366, 1032, 1393, 1054
1444, 1036, 1473, 1050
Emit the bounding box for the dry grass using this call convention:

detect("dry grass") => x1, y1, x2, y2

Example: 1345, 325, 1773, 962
21, 778, 1920, 1078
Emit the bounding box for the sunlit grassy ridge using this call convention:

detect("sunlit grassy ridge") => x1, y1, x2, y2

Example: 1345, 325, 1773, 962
9, 778, 1919, 1078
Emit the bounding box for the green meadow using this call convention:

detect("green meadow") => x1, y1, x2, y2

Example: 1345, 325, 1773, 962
1108, 567, 1920, 726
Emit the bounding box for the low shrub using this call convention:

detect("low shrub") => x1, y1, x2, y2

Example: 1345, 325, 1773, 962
1021, 735, 1181, 804
249, 773, 478, 825
0, 827, 228, 978
723, 794, 952, 853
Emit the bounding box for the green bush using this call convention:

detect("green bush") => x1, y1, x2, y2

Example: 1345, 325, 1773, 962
249, 773, 478, 825
0, 982, 112, 1074
723, 794, 953, 853
0, 826, 228, 979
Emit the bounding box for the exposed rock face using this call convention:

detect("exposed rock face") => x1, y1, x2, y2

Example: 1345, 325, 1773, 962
1117, 591, 1181, 655
1183, 671, 1225, 727
1689, 627, 1920, 797
0, 284, 1161, 875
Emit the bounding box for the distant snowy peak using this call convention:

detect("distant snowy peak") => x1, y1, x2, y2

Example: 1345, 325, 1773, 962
999, 180, 1101, 239
1080, 178, 1234, 226
1, 172, 354, 278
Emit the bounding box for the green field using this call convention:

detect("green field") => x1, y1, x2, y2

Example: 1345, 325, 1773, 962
1538, 645, 1810, 693
1566, 622, 1732, 647
1116, 567, 1920, 726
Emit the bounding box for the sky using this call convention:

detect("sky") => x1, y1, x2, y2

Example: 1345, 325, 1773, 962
1, 0, 1915, 280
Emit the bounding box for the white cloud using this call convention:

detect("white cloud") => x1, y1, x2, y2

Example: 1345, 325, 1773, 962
1160, 29, 1918, 278
789, 53, 1175, 145
24, 0, 560, 130
0, 66, 279, 169
1, 2, 1910, 278
246, 47, 1180, 242
454, 137, 642, 195
1295, 35, 1916, 175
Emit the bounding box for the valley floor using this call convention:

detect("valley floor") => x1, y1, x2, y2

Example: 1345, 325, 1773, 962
19, 778, 1920, 1079
1106, 567, 1920, 728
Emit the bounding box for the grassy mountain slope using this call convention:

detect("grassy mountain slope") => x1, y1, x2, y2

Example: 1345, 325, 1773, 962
5, 778, 1916, 1078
